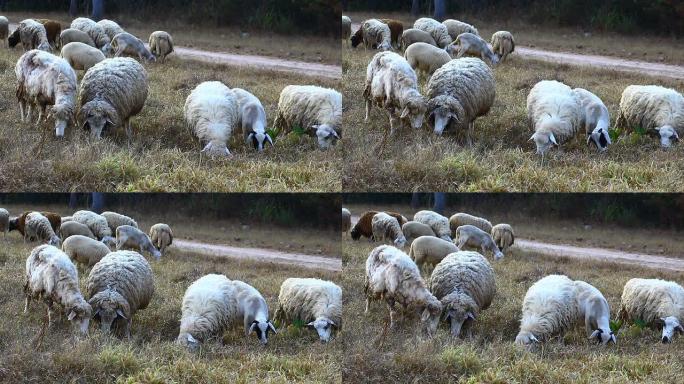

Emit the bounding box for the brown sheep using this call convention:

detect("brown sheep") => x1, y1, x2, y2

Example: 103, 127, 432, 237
350, 26, 363, 48
379, 19, 404, 49
351, 210, 407, 240
36, 19, 62, 49
9, 211, 61, 236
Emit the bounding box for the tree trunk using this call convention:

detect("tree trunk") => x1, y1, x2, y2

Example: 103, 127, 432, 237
432, 193, 446, 214
91, 193, 105, 213
434, 0, 446, 20
410, 193, 421, 209
341, 0, 348, 11
411, 0, 421, 17
68, 193, 79, 209
69, 0, 79, 16
91, 0, 105, 21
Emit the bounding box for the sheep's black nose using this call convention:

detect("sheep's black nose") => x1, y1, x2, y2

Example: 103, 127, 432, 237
662, 336, 670, 343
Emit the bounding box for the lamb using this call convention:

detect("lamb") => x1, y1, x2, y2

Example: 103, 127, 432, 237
18, 19, 51, 52
401, 221, 435, 243
515, 275, 616, 345
148, 31, 174, 62
618, 278, 684, 343
400, 28, 437, 51
527, 80, 583, 157
413, 210, 451, 241
78, 57, 149, 140
372, 212, 407, 248
25, 212, 62, 246
149, 223, 173, 256
491, 31, 515, 62
232, 87, 273, 152
60, 28, 96, 48
0, 208, 9, 239
86, 250, 154, 337
274, 85, 341, 149
361, 19, 392, 51
615, 85, 683, 148
274, 278, 342, 342
0, 16, 8, 48
573, 87, 612, 151
351, 210, 407, 240
364, 245, 443, 335
443, 19, 479, 40
15, 49, 78, 137
491, 223, 514, 253
62, 234, 111, 267
24, 245, 92, 335
342, 16, 352, 47
404, 42, 451, 76
35, 19, 62, 49
364, 51, 427, 135
9, 211, 61, 236
184, 81, 240, 157
72, 210, 113, 241
409, 235, 459, 271
177, 274, 277, 349
342, 208, 351, 234
97, 19, 125, 41
413, 17, 451, 48
61, 42, 105, 71
448, 33, 499, 66
111, 32, 156, 63
429, 251, 495, 337
455, 225, 504, 260
101, 211, 138, 234
70, 17, 113, 55
449, 212, 492, 238
115, 225, 161, 260
426, 57, 495, 142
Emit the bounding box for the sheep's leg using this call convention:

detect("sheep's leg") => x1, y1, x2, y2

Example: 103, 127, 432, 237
115, 235, 126, 250
387, 299, 398, 329
24, 296, 30, 313
365, 99, 372, 121
467, 121, 474, 147
389, 113, 400, 136
125, 119, 133, 148
46, 301, 54, 326
365, 298, 371, 314
19, 102, 25, 122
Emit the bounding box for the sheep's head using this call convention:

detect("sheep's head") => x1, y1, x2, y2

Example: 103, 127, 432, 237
656, 316, 684, 343
51, 103, 74, 138
48, 235, 62, 247
393, 235, 407, 249
101, 43, 114, 57
89, 291, 130, 335
377, 41, 392, 51
247, 132, 274, 152
201, 140, 232, 158
38, 41, 52, 52
420, 297, 443, 336
145, 241, 162, 260
177, 332, 201, 351
428, 94, 464, 135
101, 236, 116, 249
307, 317, 337, 342
589, 328, 617, 345
350, 31, 362, 48
248, 319, 277, 345
8, 217, 19, 232
80, 100, 117, 139
8, 29, 20, 48
442, 293, 477, 337
515, 331, 539, 346
312, 124, 340, 149
350, 226, 361, 240
68, 300, 92, 336
656, 125, 679, 148
587, 126, 611, 152
401, 93, 427, 130
530, 117, 562, 156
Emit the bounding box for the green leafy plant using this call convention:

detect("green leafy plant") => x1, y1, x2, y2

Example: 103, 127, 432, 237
266, 128, 279, 140
633, 125, 648, 136
292, 319, 306, 329
634, 318, 648, 330
292, 125, 307, 137
608, 128, 620, 143
610, 319, 623, 333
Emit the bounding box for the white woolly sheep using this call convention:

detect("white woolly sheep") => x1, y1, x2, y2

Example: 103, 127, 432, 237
97, 19, 125, 41
101, 211, 138, 234
443, 19, 479, 40
404, 42, 451, 77
491, 31, 515, 62
342, 16, 351, 47
409, 235, 459, 271
111, 32, 156, 63
365, 245, 443, 335
18, 19, 51, 52
372, 212, 407, 248
72, 210, 113, 242
233, 87, 273, 152
25, 212, 61, 247
59, 221, 96, 240
0, 208, 9, 239
60, 28, 96, 48
515, 274, 616, 345
615, 85, 683, 148
361, 19, 392, 51
149, 223, 173, 256
400, 28, 437, 51
78, 57, 149, 141
401, 221, 435, 243
184, 81, 239, 157
618, 278, 684, 343
527, 80, 583, 157
70, 17, 113, 55
491, 223, 514, 253
62, 234, 111, 267
177, 274, 277, 349
364, 51, 427, 135
148, 31, 174, 62
342, 208, 351, 234
413, 210, 451, 241
413, 17, 451, 48
455, 225, 503, 260
274, 278, 342, 342
0, 16, 9, 48
448, 33, 499, 66
573, 87, 612, 151
86, 250, 154, 337
24, 245, 92, 334
449, 212, 492, 237
429, 250, 494, 337
61, 42, 105, 71
116, 225, 161, 260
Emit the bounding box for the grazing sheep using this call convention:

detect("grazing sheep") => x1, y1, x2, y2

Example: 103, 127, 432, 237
70, 17, 112, 55
97, 19, 125, 41
184, 81, 239, 157
78, 57, 149, 141
8, 27, 19, 48
449, 212, 492, 238
62, 235, 111, 267
115, 225, 161, 260
233, 87, 273, 152
9, 211, 61, 237
364, 51, 427, 135
61, 42, 105, 71
404, 42, 451, 77
0, 208, 8, 239
448, 33, 499, 66
274, 278, 342, 342
515, 275, 616, 345
342, 16, 352, 47
25, 212, 61, 246
101, 211, 138, 234
361, 19, 392, 51
527, 80, 583, 157
86, 250, 154, 337
59, 221, 96, 240
273, 85, 342, 149
443, 19, 479, 40
618, 278, 684, 343
0, 16, 8, 48
455, 225, 503, 260
413, 210, 451, 241
342, 208, 351, 234
72, 210, 113, 241
148, 31, 174, 62
111, 32, 156, 63
379, 18, 404, 49
491, 223, 514, 253
351, 210, 407, 240
177, 274, 277, 349
615, 85, 683, 148
364, 245, 443, 335
24, 245, 92, 335
18, 19, 51, 52
491, 31, 515, 62
402, 221, 435, 243
409, 235, 459, 271
35, 19, 62, 49
400, 28, 437, 51
429, 251, 495, 337
149, 223, 173, 256
60, 28, 96, 48
350, 25, 364, 48
413, 17, 451, 48
372, 212, 407, 248
573, 87, 612, 152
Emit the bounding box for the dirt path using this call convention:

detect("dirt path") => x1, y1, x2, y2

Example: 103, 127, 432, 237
173, 239, 342, 272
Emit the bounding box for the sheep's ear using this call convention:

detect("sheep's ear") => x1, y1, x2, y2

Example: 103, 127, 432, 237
528, 133, 535, 142
466, 312, 476, 321
676, 325, 684, 334
116, 309, 127, 319
529, 334, 539, 343
306, 321, 316, 328
187, 333, 198, 344
201, 142, 213, 153
589, 329, 602, 340
610, 333, 617, 343
246, 132, 255, 145
248, 321, 258, 334
105, 119, 114, 127
549, 132, 558, 145
67, 311, 76, 321
328, 320, 336, 327
93, 308, 100, 318
420, 307, 431, 322
656, 318, 666, 328
268, 320, 277, 334
400, 107, 410, 119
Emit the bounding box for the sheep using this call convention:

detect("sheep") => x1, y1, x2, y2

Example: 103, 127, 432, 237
447, 33, 499, 66
400, 28, 437, 51
101, 211, 138, 234
449, 212, 492, 238
274, 278, 342, 342
78, 57, 149, 141
35, 19, 62, 49
351, 210, 407, 240
455, 225, 504, 260
574, 87, 612, 152
70, 17, 112, 55
62, 234, 111, 267
97, 19, 125, 41
232, 87, 273, 152
364, 245, 443, 335
24, 245, 92, 335
72, 210, 113, 241
372, 212, 407, 248
0, 16, 9, 48
184, 81, 240, 157
404, 42, 451, 77
9, 211, 61, 237
364, 51, 427, 135
350, 25, 364, 48
429, 251, 494, 337
18, 19, 51, 52
409, 235, 459, 272
342, 208, 351, 234
426, 57, 495, 142
111, 32, 156, 63
379, 18, 404, 50
177, 274, 277, 349
149, 223, 173, 256
515, 274, 616, 345
8, 27, 19, 48
15, 49, 78, 137
491, 223, 514, 253
527, 80, 583, 157
342, 16, 351, 47
413, 210, 451, 241
25, 212, 62, 247
0, 208, 9, 239
361, 19, 392, 51
618, 278, 684, 343
615, 85, 683, 148
115, 225, 161, 260
60, 28, 96, 48
443, 19, 479, 40
86, 250, 154, 337
491, 31, 515, 62
413, 17, 451, 48
148, 31, 174, 62
60, 42, 105, 72
401, 221, 435, 243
